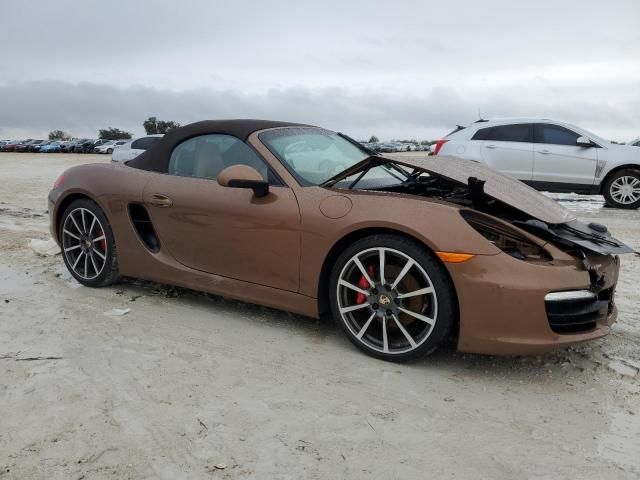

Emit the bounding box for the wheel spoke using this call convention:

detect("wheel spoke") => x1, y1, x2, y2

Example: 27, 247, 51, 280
382, 317, 388, 353
92, 247, 106, 260
356, 312, 376, 339
398, 307, 434, 325
63, 229, 80, 240
89, 216, 97, 236
89, 252, 99, 275
81, 209, 87, 232
392, 314, 417, 348
93, 235, 106, 243
64, 245, 81, 253
69, 212, 83, 234
339, 279, 369, 296
353, 256, 375, 287
397, 286, 434, 299
390, 259, 414, 290
84, 254, 88, 277
378, 248, 386, 285
339, 303, 369, 314
72, 251, 84, 270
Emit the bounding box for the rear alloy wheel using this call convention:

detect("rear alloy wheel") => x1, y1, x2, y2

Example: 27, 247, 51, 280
603, 169, 640, 209
330, 235, 456, 362
59, 199, 120, 287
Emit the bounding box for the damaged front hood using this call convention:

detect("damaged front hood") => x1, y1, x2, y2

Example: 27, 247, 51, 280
388, 155, 634, 255
390, 154, 575, 224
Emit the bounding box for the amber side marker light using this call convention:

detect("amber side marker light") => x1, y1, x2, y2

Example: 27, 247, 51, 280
436, 252, 475, 263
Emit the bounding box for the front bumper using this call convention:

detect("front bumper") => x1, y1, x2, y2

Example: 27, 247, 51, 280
447, 250, 619, 355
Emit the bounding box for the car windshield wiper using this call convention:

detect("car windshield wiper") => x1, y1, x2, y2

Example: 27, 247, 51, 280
320, 156, 379, 188
320, 157, 412, 190
337, 132, 378, 156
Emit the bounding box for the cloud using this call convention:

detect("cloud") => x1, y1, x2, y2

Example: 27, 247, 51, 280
0, 0, 638, 140
1, 80, 639, 142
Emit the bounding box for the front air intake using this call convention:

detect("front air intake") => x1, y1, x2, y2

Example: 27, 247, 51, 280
544, 290, 610, 333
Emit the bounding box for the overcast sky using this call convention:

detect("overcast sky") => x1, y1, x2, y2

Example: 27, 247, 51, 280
1, 0, 639, 141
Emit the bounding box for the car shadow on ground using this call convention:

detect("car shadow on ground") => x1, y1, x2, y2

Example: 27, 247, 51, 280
116, 276, 589, 379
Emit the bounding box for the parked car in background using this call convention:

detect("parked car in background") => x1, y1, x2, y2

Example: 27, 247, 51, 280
29, 140, 51, 152
630, 138, 640, 147
61, 139, 83, 153
73, 139, 97, 153
57, 140, 71, 151
432, 118, 640, 209
16, 139, 43, 152
111, 134, 163, 162
94, 140, 128, 154
2, 140, 29, 152
39, 142, 62, 153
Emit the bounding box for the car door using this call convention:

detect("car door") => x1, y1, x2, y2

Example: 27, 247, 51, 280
532, 123, 597, 185
143, 133, 301, 292
476, 123, 534, 180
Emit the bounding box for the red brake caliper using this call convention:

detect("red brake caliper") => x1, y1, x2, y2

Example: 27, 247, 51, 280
96, 227, 106, 252
356, 265, 376, 304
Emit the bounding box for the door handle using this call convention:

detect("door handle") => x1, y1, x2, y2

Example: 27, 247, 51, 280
539, 149, 551, 155
149, 193, 173, 207
485, 144, 497, 149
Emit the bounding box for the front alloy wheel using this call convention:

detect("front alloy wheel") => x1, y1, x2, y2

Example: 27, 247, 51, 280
330, 235, 456, 361
604, 169, 640, 209
60, 199, 120, 287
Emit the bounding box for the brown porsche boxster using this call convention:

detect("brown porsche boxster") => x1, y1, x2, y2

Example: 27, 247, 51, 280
49, 120, 634, 361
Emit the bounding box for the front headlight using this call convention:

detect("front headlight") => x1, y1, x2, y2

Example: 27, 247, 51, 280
460, 210, 551, 262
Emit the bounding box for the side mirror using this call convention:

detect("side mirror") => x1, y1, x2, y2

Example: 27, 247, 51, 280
217, 165, 269, 198
576, 136, 593, 147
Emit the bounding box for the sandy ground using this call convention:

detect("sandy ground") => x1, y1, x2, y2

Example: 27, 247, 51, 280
0, 152, 639, 480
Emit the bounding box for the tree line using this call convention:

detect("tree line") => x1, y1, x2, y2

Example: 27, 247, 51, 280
47, 116, 181, 141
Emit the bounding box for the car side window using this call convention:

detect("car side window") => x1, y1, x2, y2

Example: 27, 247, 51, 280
168, 134, 279, 184
131, 136, 161, 150
472, 124, 532, 142
534, 124, 580, 146
471, 127, 493, 140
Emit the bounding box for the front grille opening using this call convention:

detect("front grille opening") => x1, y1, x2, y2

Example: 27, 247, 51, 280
545, 293, 609, 334
128, 203, 160, 252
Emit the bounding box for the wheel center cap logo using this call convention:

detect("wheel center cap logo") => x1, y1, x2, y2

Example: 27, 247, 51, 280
379, 295, 391, 306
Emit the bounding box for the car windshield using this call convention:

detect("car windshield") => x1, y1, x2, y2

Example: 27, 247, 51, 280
260, 127, 379, 185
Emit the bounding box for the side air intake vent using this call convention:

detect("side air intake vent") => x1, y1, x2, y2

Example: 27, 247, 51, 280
128, 203, 160, 252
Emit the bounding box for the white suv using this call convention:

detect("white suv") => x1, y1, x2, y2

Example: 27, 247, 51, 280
433, 118, 640, 209
111, 134, 163, 163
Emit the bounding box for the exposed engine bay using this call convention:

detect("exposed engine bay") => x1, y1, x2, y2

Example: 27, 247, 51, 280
380, 172, 632, 255
323, 155, 635, 279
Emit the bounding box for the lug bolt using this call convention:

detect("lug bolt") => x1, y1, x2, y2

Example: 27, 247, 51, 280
372, 288, 378, 295
372, 303, 379, 310
394, 298, 400, 305
386, 309, 393, 316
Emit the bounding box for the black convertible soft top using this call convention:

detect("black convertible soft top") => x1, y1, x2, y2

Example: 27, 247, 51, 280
128, 119, 308, 172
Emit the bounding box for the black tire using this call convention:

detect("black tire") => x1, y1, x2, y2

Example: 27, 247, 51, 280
107, 148, 113, 154
58, 198, 120, 287
329, 234, 456, 362
602, 169, 640, 209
